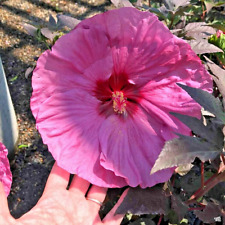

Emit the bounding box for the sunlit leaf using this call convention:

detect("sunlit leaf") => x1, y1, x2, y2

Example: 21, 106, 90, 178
187, 39, 223, 54
162, 0, 190, 11
23, 23, 37, 37
57, 15, 80, 29
151, 135, 221, 174
110, 0, 134, 8
41, 28, 56, 40
177, 83, 225, 123
204, 56, 225, 99
175, 163, 193, 176
116, 186, 169, 215
204, 1, 215, 13
184, 22, 216, 39
25, 67, 34, 79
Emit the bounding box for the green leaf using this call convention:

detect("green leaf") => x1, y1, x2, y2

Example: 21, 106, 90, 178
18, 144, 28, 149
207, 22, 225, 33
151, 135, 221, 174
9, 75, 18, 82
177, 83, 225, 123
115, 186, 169, 215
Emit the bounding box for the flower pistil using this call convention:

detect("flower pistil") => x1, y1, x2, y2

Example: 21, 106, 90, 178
112, 91, 127, 114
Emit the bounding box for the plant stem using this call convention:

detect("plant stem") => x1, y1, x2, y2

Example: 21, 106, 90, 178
168, 14, 174, 29
157, 214, 163, 225
188, 206, 205, 211
201, 162, 204, 189
221, 153, 225, 165
186, 170, 225, 204
201, 0, 206, 20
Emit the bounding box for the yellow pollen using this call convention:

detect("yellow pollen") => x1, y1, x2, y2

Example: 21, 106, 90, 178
112, 91, 127, 114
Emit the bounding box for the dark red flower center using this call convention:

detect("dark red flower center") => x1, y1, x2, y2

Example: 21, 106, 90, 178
94, 73, 140, 117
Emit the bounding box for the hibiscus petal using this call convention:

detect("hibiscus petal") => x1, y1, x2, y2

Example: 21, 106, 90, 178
0, 143, 12, 196
35, 89, 126, 187
99, 109, 174, 188
31, 26, 113, 118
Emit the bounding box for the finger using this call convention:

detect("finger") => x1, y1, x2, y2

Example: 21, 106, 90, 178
103, 188, 129, 225
86, 185, 107, 209
69, 175, 90, 195
0, 182, 10, 215
44, 162, 70, 190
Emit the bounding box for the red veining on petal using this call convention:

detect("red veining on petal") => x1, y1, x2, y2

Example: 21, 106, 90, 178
112, 91, 127, 114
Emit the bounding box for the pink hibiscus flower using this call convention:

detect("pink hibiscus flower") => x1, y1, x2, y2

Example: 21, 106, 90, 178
0, 142, 12, 196
31, 7, 212, 188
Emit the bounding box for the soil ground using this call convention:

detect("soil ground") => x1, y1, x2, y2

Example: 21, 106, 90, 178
0, 0, 115, 218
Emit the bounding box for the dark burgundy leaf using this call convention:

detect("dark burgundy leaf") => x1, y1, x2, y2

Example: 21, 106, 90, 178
171, 195, 188, 221
57, 15, 80, 29
151, 135, 221, 174
208, 182, 225, 205
177, 83, 225, 123
129, 218, 156, 225
49, 14, 57, 27
149, 6, 168, 19
170, 112, 223, 148
204, 56, 225, 99
187, 39, 223, 54
23, 23, 37, 37
116, 186, 169, 215
179, 166, 202, 194
194, 202, 222, 223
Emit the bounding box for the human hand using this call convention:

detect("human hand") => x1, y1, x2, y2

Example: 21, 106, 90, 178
0, 163, 128, 225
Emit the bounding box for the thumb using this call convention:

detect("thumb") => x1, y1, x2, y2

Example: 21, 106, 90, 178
0, 182, 15, 225
102, 188, 129, 225
0, 182, 9, 214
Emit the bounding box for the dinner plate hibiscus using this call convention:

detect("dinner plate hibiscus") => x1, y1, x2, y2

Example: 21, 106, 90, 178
31, 7, 212, 188
0, 142, 12, 196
